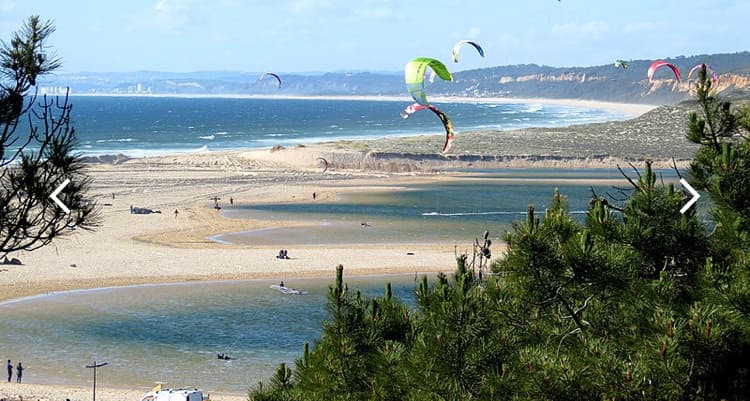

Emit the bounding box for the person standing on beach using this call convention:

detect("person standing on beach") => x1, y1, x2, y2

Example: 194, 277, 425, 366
230, 197, 234, 205
6, 360, 11, 382
15, 362, 22, 383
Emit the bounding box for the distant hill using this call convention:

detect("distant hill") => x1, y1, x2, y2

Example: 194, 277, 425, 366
38, 52, 750, 104
429, 52, 750, 104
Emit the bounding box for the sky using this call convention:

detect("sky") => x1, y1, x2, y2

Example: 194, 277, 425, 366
0, 0, 747, 74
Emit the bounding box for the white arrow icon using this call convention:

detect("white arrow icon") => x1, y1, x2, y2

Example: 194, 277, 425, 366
679, 178, 700, 214
50, 178, 71, 214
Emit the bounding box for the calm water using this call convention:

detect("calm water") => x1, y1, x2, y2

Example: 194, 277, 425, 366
59, 97, 620, 157
0, 276, 420, 393
215, 169, 681, 245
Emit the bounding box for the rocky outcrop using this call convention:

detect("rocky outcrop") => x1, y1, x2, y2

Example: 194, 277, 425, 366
500, 73, 607, 84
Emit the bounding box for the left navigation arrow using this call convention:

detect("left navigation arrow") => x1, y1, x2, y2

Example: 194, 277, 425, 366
50, 178, 71, 214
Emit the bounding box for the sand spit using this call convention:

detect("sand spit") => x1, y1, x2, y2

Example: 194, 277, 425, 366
318, 103, 697, 171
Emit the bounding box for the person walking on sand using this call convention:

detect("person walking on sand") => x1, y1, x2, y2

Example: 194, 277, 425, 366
15, 362, 22, 383
230, 197, 234, 206
174, 209, 179, 219
6, 360, 11, 382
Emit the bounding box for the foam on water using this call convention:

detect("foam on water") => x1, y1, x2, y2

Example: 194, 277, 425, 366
78, 145, 211, 158
95, 138, 134, 143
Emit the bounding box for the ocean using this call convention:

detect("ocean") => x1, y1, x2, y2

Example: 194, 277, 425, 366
59, 96, 623, 157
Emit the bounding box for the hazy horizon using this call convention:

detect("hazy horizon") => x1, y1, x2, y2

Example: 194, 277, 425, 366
43, 50, 750, 76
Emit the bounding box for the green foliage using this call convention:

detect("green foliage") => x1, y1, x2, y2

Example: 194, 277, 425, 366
685, 64, 738, 149
249, 66, 750, 401
406, 260, 511, 400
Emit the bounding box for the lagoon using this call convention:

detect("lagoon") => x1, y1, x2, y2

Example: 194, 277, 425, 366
0, 275, 419, 393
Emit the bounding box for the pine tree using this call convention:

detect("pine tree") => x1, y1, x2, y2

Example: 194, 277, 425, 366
407, 259, 511, 400
0, 16, 99, 258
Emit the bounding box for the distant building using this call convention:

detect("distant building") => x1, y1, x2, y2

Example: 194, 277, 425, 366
39, 86, 71, 96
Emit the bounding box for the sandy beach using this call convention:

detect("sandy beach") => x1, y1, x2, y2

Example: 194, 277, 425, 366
0, 160, 465, 303
0, 97, 687, 400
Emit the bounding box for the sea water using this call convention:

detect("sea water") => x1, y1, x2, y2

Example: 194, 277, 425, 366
58, 96, 621, 157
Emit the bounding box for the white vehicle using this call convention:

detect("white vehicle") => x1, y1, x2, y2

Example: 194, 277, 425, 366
269, 284, 308, 295
141, 388, 208, 401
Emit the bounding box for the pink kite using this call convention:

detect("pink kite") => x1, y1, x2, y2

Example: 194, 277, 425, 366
647, 60, 681, 83
401, 103, 455, 153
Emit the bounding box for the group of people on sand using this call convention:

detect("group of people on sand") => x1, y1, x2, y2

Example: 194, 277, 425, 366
6, 360, 24, 383
276, 249, 290, 259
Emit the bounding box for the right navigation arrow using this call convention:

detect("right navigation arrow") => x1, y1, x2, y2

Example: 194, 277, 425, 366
679, 178, 700, 214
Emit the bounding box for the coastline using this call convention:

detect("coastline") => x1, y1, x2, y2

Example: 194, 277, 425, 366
0, 96, 691, 304
0, 151, 672, 304
75, 97, 692, 168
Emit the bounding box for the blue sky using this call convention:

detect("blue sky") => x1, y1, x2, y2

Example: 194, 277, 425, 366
0, 0, 747, 73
